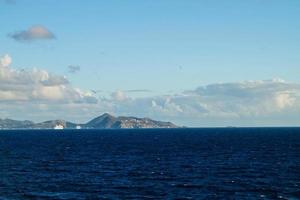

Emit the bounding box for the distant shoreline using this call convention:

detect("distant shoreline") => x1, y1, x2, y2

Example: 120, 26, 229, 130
1, 127, 300, 131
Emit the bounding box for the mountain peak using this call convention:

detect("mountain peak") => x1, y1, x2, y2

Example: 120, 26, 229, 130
85, 113, 117, 128
100, 113, 114, 118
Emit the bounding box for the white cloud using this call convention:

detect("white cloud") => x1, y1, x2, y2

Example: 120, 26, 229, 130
0, 54, 97, 104
103, 80, 300, 126
191, 79, 300, 115
9, 25, 55, 42
111, 90, 128, 102
0, 54, 299, 126
0, 54, 12, 67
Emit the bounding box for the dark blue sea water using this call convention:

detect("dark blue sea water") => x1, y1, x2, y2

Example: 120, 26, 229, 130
0, 128, 299, 200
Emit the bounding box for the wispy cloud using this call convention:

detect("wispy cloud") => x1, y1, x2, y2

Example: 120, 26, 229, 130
125, 89, 152, 93
3, 0, 16, 4
9, 25, 55, 42
68, 65, 81, 74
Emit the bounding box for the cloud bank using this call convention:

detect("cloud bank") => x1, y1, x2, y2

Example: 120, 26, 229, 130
0, 54, 299, 126
0, 55, 96, 103
103, 80, 299, 126
9, 25, 55, 42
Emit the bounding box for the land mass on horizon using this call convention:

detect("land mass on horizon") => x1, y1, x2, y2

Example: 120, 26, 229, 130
0, 113, 179, 129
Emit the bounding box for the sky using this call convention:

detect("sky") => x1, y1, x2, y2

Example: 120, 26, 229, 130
0, 0, 300, 126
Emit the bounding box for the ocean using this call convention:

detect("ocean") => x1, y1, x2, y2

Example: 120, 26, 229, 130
0, 128, 299, 199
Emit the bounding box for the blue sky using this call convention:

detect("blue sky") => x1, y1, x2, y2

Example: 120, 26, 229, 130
0, 0, 300, 126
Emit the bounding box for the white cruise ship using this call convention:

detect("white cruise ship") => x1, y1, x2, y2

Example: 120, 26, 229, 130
54, 124, 64, 130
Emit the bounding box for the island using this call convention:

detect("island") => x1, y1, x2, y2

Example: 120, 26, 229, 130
0, 113, 179, 129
